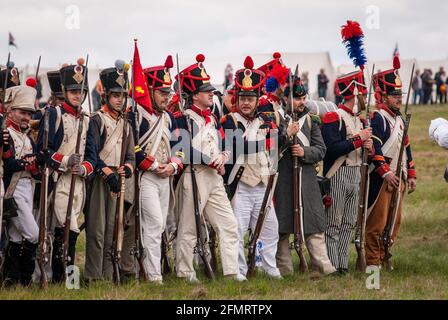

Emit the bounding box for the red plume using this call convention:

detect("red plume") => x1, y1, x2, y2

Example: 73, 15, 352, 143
77, 57, 85, 66
393, 55, 401, 70
273, 52, 281, 59
270, 63, 289, 86
244, 56, 254, 69
196, 54, 205, 63
164, 55, 174, 68
26, 77, 37, 88
341, 20, 364, 40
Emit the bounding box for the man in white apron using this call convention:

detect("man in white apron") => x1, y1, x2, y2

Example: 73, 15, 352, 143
2, 84, 39, 286
222, 56, 281, 280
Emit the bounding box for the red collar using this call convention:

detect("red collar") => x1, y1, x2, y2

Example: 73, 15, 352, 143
62, 103, 79, 116
7, 118, 21, 132
191, 105, 212, 124
338, 104, 355, 116
101, 105, 119, 120
377, 103, 397, 118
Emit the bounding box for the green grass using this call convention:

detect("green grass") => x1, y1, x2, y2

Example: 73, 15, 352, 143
1, 104, 448, 300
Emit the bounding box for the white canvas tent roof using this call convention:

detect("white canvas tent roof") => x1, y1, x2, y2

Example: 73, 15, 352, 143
337, 58, 418, 97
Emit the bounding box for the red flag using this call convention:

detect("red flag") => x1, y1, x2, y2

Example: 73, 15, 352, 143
132, 40, 152, 112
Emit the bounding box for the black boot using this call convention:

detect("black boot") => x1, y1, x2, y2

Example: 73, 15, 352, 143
19, 240, 38, 286
2, 241, 22, 287
52, 227, 64, 283
68, 231, 79, 268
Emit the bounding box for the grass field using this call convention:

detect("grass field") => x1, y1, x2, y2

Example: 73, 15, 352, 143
1, 104, 447, 300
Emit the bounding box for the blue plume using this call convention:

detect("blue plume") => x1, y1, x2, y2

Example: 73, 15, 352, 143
344, 36, 367, 69
266, 76, 278, 93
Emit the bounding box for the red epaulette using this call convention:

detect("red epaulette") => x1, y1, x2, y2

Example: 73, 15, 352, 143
173, 111, 183, 119
220, 114, 229, 125
258, 96, 269, 107
322, 111, 340, 124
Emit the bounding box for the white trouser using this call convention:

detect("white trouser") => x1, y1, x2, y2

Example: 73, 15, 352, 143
176, 166, 239, 278
140, 171, 170, 282
231, 182, 281, 277
52, 171, 84, 233
8, 178, 39, 244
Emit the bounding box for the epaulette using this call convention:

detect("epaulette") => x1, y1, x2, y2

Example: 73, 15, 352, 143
172, 111, 183, 119
322, 111, 340, 124
311, 114, 322, 125
258, 96, 269, 107
220, 114, 229, 125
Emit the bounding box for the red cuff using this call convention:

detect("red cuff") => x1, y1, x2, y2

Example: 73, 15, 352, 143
139, 156, 155, 171
51, 152, 64, 164
408, 169, 417, 179
82, 161, 94, 176
352, 136, 363, 149
376, 163, 391, 177
2, 149, 13, 160
170, 156, 183, 171
25, 162, 38, 175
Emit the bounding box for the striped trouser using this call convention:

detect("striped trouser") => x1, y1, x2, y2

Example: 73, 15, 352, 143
325, 166, 360, 270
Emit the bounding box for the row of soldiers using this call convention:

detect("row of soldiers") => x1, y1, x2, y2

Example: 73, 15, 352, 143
0, 35, 416, 288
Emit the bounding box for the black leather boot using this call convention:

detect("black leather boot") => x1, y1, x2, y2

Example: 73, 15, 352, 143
51, 227, 64, 283
2, 241, 22, 287
19, 240, 38, 286
68, 231, 79, 267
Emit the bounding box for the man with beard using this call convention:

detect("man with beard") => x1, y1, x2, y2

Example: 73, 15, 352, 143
275, 75, 336, 276
366, 56, 417, 269
221, 56, 282, 280
1, 84, 40, 286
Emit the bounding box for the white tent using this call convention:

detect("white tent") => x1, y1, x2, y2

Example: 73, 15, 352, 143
337, 58, 418, 101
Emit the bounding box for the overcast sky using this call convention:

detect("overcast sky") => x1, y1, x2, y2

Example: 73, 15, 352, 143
1, 0, 447, 70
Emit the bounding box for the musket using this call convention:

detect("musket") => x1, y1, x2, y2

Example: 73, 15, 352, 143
161, 230, 172, 275
130, 53, 149, 282
111, 64, 130, 285
208, 227, 218, 273
0, 52, 12, 242
247, 173, 279, 278
35, 56, 50, 289
354, 64, 375, 272
61, 54, 89, 281
176, 53, 214, 280
289, 67, 308, 273
35, 56, 41, 84
381, 62, 415, 271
